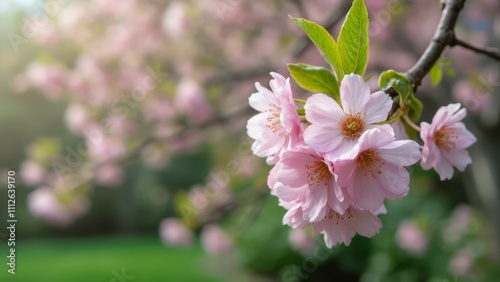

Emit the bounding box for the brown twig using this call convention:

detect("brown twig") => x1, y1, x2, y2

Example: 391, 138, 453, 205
450, 37, 500, 61
405, 0, 466, 88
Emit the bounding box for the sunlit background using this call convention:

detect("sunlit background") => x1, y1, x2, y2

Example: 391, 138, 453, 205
1, 0, 500, 281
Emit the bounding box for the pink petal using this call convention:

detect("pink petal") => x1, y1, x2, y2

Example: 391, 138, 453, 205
305, 93, 344, 124
304, 124, 343, 153
357, 128, 394, 151
340, 74, 370, 114
375, 163, 410, 198
378, 140, 421, 166
349, 208, 383, 238
442, 150, 472, 172
363, 91, 393, 124
451, 123, 477, 149
349, 173, 386, 211
303, 187, 328, 222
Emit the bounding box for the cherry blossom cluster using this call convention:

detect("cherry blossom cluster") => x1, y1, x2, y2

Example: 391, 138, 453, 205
247, 72, 476, 247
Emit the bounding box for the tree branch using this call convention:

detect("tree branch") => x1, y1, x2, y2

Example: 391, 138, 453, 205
450, 37, 500, 61
405, 0, 466, 88
387, 0, 466, 116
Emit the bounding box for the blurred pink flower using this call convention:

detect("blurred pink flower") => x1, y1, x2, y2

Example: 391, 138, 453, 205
201, 224, 233, 256
443, 204, 473, 243
162, 1, 189, 38
175, 78, 213, 124
159, 218, 194, 247
95, 164, 124, 187
65, 104, 92, 134
25, 63, 66, 99
396, 220, 428, 255
449, 249, 474, 277
420, 103, 477, 180
313, 207, 382, 247
28, 188, 89, 227
87, 137, 126, 163
20, 160, 46, 186
304, 74, 393, 160
246, 72, 302, 164
288, 229, 316, 256
335, 128, 421, 211
453, 80, 489, 112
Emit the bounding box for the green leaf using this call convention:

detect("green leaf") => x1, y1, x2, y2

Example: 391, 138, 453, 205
288, 63, 340, 101
337, 0, 369, 76
378, 70, 411, 106
430, 63, 443, 86
291, 17, 344, 79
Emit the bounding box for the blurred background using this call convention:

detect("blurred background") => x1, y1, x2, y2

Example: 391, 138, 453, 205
0, 0, 500, 281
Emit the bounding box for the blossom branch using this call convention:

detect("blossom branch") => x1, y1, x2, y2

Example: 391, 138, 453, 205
405, 0, 466, 88
450, 37, 500, 61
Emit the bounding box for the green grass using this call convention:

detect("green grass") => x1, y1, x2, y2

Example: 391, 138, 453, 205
0, 236, 234, 282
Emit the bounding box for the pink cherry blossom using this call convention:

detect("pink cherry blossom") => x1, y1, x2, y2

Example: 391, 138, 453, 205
246, 72, 302, 164
303, 74, 393, 160
335, 128, 421, 211
420, 103, 477, 181
312, 207, 382, 247
275, 144, 350, 222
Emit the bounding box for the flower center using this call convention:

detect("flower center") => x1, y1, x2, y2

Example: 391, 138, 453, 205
434, 127, 457, 151
340, 113, 365, 139
265, 104, 284, 136
304, 159, 331, 187
357, 149, 385, 177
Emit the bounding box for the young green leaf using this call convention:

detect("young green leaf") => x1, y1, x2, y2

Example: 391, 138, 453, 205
291, 17, 344, 79
430, 63, 443, 86
378, 70, 411, 106
288, 63, 340, 102
337, 0, 369, 76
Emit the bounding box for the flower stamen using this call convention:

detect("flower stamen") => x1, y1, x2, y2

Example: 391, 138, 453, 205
304, 160, 331, 187
357, 149, 385, 177
434, 127, 458, 151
